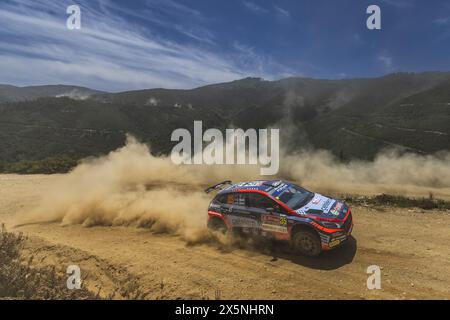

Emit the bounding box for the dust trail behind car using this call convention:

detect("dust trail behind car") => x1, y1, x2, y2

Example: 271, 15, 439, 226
15, 136, 450, 242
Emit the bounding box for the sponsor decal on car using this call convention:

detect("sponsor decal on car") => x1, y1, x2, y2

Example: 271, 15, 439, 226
295, 194, 337, 216
321, 198, 333, 211
328, 239, 341, 248
261, 214, 279, 223
271, 183, 288, 196
329, 202, 343, 216
229, 216, 259, 228
261, 214, 288, 233
295, 208, 308, 215
261, 223, 288, 234
209, 203, 220, 210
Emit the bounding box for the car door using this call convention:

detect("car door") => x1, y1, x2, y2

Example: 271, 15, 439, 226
221, 192, 260, 232
247, 193, 289, 237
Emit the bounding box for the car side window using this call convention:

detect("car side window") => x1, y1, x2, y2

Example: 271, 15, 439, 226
250, 193, 290, 214
215, 194, 227, 204
248, 193, 279, 210
216, 193, 246, 206
233, 193, 246, 206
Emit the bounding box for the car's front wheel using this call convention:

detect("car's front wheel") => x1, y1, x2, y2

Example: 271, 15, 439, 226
291, 229, 322, 257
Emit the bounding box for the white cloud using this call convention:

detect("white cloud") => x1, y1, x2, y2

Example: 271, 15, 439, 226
274, 6, 290, 18
232, 42, 293, 77
243, 1, 268, 15
0, 0, 292, 91
434, 17, 450, 25
174, 25, 216, 45
377, 53, 393, 70
243, 2, 291, 19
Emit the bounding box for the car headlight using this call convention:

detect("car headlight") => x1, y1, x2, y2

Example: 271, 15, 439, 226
322, 221, 342, 229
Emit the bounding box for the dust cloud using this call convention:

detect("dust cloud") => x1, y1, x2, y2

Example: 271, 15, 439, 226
16, 136, 450, 241
15, 136, 260, 243
281, 149, 450, 198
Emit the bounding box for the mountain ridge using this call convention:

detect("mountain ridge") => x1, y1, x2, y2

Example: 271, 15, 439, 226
0, 84, 104, 103
0, 72, 449, 172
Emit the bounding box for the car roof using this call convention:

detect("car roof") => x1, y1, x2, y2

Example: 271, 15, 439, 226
217, 180, 291, 195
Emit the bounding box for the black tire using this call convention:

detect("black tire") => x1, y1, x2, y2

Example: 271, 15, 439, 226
207, 217, 227, 234
291, 229, 322, 257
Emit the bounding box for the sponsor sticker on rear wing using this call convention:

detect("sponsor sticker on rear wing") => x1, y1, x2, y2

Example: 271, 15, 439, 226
204, 180, 232, 193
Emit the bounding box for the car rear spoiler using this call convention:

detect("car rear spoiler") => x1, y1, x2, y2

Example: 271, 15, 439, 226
204, 180, 232, 194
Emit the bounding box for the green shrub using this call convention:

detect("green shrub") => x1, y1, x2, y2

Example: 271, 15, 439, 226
344, 194, 450, 210
0, 156, 79, 174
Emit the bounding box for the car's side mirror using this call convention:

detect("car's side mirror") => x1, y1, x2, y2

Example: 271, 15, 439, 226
266, 207, 274, 214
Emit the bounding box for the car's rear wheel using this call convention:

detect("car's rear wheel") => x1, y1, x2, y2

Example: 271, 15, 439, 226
292, 229, 322, 257
207, 217, 227, 234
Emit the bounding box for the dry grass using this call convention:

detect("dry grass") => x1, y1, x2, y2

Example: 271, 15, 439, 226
0, 224, 97, 299
0, 224, 150, 300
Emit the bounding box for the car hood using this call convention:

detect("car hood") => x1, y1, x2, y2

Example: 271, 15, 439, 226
295, 193, 347, 219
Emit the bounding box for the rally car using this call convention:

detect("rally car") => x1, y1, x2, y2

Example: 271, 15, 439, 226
205, 180, 353, 257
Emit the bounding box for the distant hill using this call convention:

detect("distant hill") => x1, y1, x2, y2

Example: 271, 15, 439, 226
0, 85, 103, 103
0, 72, 449, 172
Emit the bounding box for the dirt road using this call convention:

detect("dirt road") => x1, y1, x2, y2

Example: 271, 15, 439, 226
1, 174, 449, 299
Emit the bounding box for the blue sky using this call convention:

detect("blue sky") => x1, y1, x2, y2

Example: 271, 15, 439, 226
1, 0, 450, 91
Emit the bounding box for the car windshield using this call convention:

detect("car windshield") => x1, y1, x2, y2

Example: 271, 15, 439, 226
277, 184, 314, 210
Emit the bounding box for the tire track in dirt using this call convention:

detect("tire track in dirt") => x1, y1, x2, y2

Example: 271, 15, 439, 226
12, 215, 450, 300
1, 174, 450, 299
